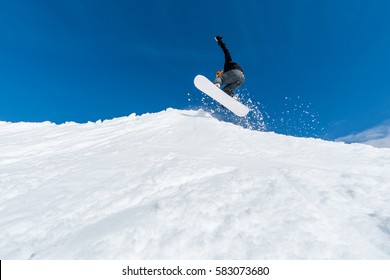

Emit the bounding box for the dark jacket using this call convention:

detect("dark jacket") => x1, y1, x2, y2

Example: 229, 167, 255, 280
218, 40, 244, 73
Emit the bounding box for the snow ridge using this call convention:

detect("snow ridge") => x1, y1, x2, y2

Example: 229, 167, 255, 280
1, 109, 390, 259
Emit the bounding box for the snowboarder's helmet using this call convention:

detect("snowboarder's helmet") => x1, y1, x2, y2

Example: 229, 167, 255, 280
216, 69, 224, 77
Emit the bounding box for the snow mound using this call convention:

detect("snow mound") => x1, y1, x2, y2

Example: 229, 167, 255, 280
1, 109, 390, 259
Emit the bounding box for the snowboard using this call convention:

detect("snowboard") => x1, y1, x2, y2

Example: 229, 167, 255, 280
194, 75, 250, 117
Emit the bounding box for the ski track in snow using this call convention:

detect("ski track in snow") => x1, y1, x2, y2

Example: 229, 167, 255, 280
1, 108, 390, 259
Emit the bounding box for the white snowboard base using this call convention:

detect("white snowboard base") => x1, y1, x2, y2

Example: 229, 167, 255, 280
194, 75, 250, 117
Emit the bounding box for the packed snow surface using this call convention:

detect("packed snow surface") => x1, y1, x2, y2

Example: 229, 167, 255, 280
1, 109, 390, 259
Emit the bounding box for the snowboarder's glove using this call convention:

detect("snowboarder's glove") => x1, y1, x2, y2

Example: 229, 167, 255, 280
215, 35, 223, 43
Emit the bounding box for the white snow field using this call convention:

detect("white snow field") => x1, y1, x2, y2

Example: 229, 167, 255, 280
1, 108, 390, 260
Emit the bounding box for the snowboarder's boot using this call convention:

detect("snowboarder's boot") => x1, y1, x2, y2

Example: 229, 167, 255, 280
224, 89, 236, 98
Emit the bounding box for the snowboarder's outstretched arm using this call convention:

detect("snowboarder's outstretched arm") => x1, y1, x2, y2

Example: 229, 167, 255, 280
214, 35, 243, 73
215, 35, 233, 62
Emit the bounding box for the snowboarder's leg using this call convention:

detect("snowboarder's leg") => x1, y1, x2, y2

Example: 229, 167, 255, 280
220, 70, 245, 96
222, 81, 241, 96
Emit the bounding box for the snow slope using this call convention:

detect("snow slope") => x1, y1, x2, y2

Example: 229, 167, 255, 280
1, 109, 390, 260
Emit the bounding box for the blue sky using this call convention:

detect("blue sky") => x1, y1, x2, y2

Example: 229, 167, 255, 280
1, 0, 390, 140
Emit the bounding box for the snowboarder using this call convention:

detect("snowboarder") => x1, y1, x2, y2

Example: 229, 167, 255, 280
214, 35, 245, 97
